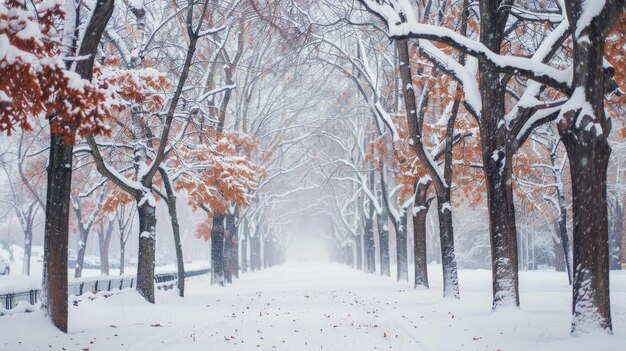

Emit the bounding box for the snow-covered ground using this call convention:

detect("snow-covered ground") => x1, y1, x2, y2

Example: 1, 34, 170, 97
0, 261, 625, 350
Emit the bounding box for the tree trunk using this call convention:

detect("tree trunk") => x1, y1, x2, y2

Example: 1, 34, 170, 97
562, 133, 611, 333
168, 197, 185, 296
364, 200, 376, 273
42, 132, 73, 333
558, 6, 615, 332
119, 234, 126, 276
74, 229, 89, 278
553, 221, 566, 273
476, 1, 520, 309
211, 213, 225, 286
394, 212, 408, 282
224, 211, 237, 284
22, 226, 32, 276
41, 0, 113, 332
263, 233, 271, 268
136, 199, 157, 303
608, 197, 623, 270
377, 209, 390, 277
241, 237, 248, 273
483, 148, 520, 307
241, 220, 248, 273
234, 234, 240, 279
413, 179, 430, 288
557, 205, 573, 284
437, 192, 460, 298
355, 235, 363, 271
98, 221, 113, 275
250, 233, 260, 272
159, 169, 185, 297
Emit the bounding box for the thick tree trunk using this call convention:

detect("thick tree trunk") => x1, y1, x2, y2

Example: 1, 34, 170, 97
42, 133, 73, 332
562, 134, 611, 333
136, 200, 157, 303
211, 213, 225, 286
437, 192, 459, 298
483, 149, 520, 307
413, 179, 430, 288
377, 209, 390, 277
74, 229, 89, 278
558, 6, 615, 332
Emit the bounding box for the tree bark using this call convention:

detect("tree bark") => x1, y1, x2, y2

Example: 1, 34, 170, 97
42, 132, 73, 332
119, 217, 126, 276
136, 199, 157, 302
413, 179, 431, 289
394, 211, 408, 282
557, 205, 573, 283
22, 225, 32, 276
562, 131, 611, 333
364, 197, 376, 273
224, 210, 237, 284
608, 197, 623, 270
553, 220, 566, 273
355, 234, 363, 271
483, 147, 520, 307
98, 221, 113, 276
74, 228, 89, 278
250, 231, 261, 272
241, 219, 248, 273
211, 213, 225, 286
377, 207, 390, 277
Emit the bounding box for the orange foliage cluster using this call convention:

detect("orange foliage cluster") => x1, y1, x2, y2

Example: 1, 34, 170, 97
605, 13, 626, 138
174, 129, 263, 216
194, 216, 213, 241
99, 56, 171, 112
101, 185, 135, 214
0, 0, 112, 141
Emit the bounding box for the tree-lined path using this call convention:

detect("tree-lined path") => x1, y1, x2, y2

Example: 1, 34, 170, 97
1, 0, 626, 349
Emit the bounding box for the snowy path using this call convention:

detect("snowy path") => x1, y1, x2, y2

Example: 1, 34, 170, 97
1, 261, 625, 350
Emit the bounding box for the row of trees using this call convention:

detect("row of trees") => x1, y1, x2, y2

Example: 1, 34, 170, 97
1, 0, 624, 338
307, 0, 625, 335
